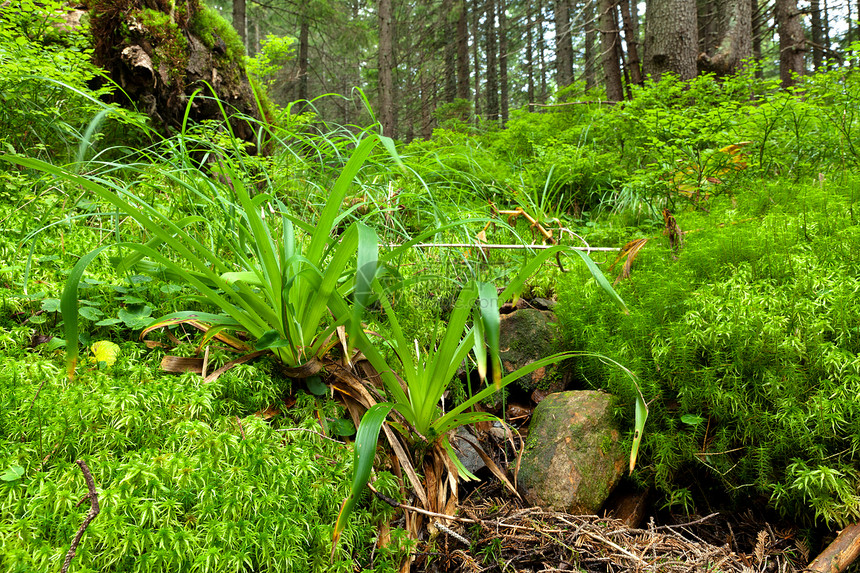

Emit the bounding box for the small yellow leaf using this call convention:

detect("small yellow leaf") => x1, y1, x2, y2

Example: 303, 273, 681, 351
90, 341, 120, 367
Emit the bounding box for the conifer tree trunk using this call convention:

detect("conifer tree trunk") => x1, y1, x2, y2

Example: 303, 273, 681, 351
443, 0, 457, 102
472, 0, 482, 117
751, 0, 762, 76
554, 0, 574, 89
584, 0, 596, 89
537, 0, 548, 102
810, 0, 824, 70
499, 0, 508, 123
643, 0, 698, 81
233, 0, 246, 48
456, 0, 470, 100
618, 0, 642, 85
527, 2, 535, 108
599, 0, 623, 100
775, 0, 805, 87
298, 9, 309, 109
378, 0, 395, 137
485, 0, 499, 121
697, 0, 752, 76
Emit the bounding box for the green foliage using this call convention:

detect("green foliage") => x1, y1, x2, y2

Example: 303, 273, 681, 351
245, 34, 295, 87
556, 180, 860, 527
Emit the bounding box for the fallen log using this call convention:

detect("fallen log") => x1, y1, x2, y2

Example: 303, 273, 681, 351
808, 523, 860, 573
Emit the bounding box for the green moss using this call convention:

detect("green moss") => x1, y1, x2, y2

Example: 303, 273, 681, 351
189, 3, 245, 62
131, 7, 188, 81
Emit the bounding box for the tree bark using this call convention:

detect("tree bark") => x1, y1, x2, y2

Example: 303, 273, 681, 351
443, 0, 457, 102
697, 0, 753, 76
554, 0, 574, 90
537, 0, 548, 102
643, 0, 698, 81
526, 2, 535, 108
485, 0, 499, 121
499, 0, 508, 123
584, 0, 596, 89
751, 0, 762, 76
775, 0, 805, 87
807, 523, 860, 573
456, 0, 470, 100
472, 0, 481, 118
600, 0, 624, 100
298, 8, 309, 107
810, 0, 823, 70
378, 0, 395, 137
232, 0, 246, 48
618, 0, 642, 85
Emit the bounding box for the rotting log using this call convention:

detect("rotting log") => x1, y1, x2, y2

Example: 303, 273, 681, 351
808, 523, 860, 573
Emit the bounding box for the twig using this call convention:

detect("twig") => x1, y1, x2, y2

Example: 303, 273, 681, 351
367, 483, 476, 524
392, 242, 619, 253
435, 521, 471, 545
652, 512, 720, 531
61, 460, 100, 573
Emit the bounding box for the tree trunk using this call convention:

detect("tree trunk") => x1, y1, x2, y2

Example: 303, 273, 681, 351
233, 0, 246, 48
810, 0, 823, 70
443, 0, 457, 103
584, 0, 596, 89
600, 0, 624, 100
697, 0, 753, 76
643, 0, 698, 81
775, 0, 805, 87
499, 0, 508, 123
378, 0, 395, 137
485, 0, 499, 121
456, 0, 470, 100
554, 0, 574, 90
751, 0, 762, 76
527, 2, 535, 108
537, 0, 548, 102
90, 0, 261, 143
618, 0, 642, 85
472, 0, 482, 118
298, 8, 309, 107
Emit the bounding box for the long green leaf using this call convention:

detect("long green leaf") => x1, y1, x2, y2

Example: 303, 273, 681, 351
332, 402, 396, 556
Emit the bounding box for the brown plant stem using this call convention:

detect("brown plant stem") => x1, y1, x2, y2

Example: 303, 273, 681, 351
61, 460, 100, 573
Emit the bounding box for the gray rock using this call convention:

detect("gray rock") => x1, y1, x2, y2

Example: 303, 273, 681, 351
518, 391, 627, 514
499, 309, 568, 395
452, 427, 486, 476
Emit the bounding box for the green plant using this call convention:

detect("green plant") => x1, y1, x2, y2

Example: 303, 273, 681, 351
332, 245, 639, 549
3, 130, 389, 376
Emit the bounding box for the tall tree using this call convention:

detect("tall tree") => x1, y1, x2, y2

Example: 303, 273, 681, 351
378, 0, 395, 136
775, 0, 805, 87
554, 0, 574, 89
233, 0, 246, 49
697, 0, 753, 75
471, 0, 481, 117
584, 0, 596, 88
526, 1, 536, 106
810, 0, 824, 70
618, 0, 642, 85
443, 0, 457, 102
297, 8, 309, 106
751, 0, 763, 75
643, 0, 698, 81
537, 0, 548, 102
599, 0, 623, 100
499, 0, 508, 123
485, 0, 499, 121
456, 0, 470, 100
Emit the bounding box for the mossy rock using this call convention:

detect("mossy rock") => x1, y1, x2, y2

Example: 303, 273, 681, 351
519, 391, 626, 514
499, 308, 569, 396
88, 0, 262, 143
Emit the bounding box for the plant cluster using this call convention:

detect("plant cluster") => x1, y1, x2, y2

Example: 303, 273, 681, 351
555, 178, 860, 527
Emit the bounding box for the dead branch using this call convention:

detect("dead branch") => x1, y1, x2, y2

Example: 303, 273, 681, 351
61, 460, 100, 573
808, 523, 860, 573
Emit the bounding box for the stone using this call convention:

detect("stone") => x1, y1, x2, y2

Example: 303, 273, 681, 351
518, 391, 627, 515
451, 427, 486, 476
499, 308, 568, 395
